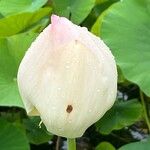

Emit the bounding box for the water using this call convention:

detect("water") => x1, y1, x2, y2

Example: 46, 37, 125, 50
88, 109, 92, 112
97, 89, 100, 93
68, 119, 72, 123
52, 106, 56, 110
65, 65, 70, 69
58, 87, 61, 91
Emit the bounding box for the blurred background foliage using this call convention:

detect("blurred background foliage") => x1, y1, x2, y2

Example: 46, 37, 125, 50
0, 0, 150, 149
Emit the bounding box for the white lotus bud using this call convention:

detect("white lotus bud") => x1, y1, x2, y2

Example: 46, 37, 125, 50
17, 15, 117, 138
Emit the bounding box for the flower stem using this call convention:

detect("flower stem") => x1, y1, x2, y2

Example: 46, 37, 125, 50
56, 136, 61, 150
67, 138, 76, 150
140, 90, 150, 131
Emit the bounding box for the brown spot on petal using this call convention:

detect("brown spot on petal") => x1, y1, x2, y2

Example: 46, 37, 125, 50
66, 105, 73, 113
75, 40, 78, 44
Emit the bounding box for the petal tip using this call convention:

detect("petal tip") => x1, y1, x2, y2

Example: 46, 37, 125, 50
51, 14, 60, 25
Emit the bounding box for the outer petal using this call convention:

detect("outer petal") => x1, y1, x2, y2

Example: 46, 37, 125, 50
17, 15, 117, 138
50, 15, 79, 47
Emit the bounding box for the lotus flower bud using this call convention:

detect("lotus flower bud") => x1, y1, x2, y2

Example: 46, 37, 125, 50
17, 15, 117, 138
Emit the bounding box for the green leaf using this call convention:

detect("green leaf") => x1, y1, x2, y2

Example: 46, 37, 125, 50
96, 99, 143, 134
27, 17, 49, 33
92, 0, 150, 96
94, 0, 119, 17
0, 0, 48, 16
23, 117, 53, 145
0, 8, 51, 37
0, 32, 37, 108
91, 15, 101, 36
0, 118, 30, 150
82, 0, 119, 30
117, 66, 125, 83
96, 142, 116, 150
52, 0, 95, 24
119, 140, 150, 150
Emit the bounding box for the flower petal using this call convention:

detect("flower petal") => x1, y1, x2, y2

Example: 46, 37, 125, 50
17, 15, 117, 138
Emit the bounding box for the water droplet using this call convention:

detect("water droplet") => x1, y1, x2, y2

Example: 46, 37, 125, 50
68, 119, 72, 123
103, 77, 108, 82
52, 106, 56, 110
89, 109, 92, 112
82, 27, 88, 31
67, 6, 71, 10
97, 89, 100, 93
65, 65, 70, 69
58, 87, 61, 90
13, 78, 17, 82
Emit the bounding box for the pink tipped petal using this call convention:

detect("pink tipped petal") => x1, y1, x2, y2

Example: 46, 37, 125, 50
51, 14, 60, 25
17, 15, 117, 138
50, 14, 78, 47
